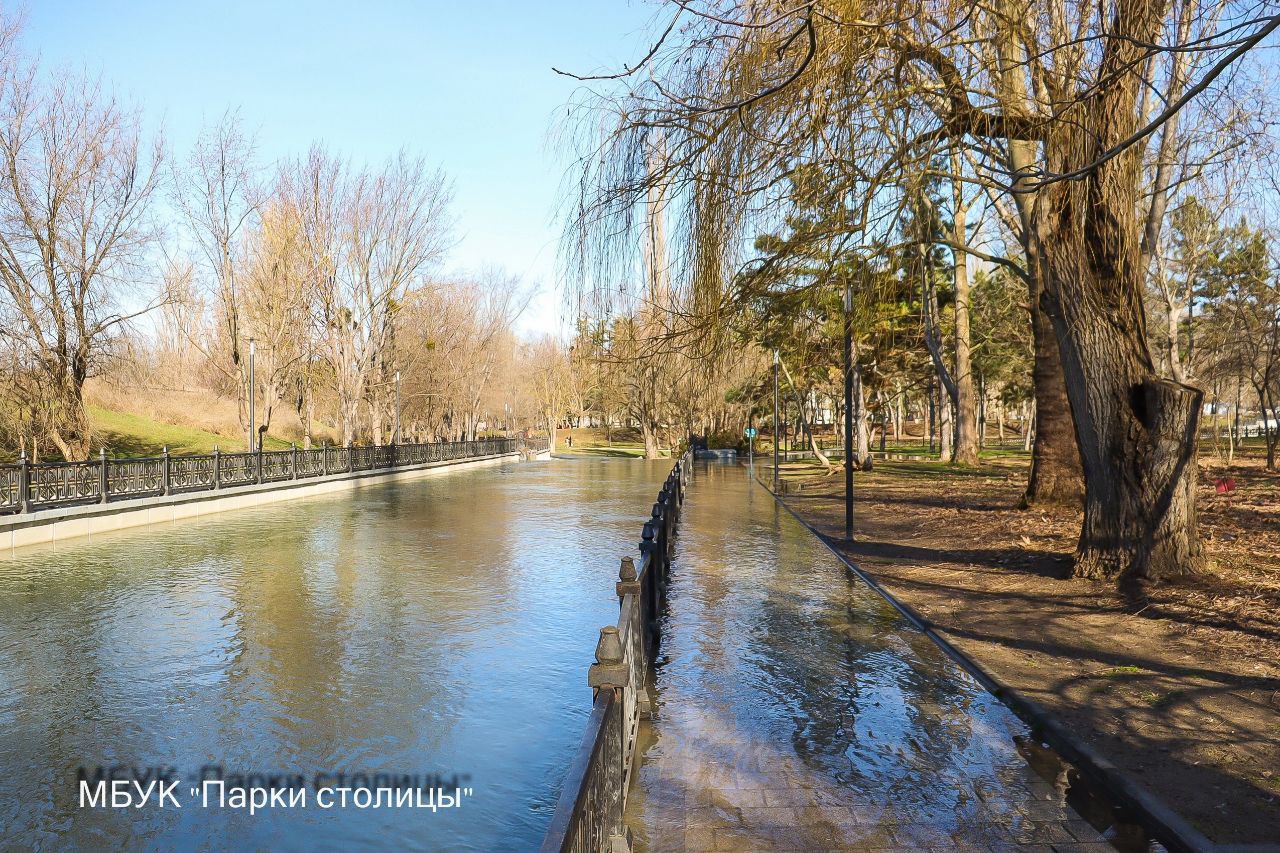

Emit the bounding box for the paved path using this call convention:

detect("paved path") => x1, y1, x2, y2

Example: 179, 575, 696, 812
623, 464, 1112, 852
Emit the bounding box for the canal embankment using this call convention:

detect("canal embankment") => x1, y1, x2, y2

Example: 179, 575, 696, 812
0, 440, 551, 554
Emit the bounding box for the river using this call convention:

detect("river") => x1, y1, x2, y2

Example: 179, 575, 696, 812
0, 457, 668, 850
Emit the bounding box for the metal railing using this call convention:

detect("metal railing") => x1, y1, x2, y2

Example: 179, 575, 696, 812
0, 438, 527, 515
541, 450, 692, 853
521, 434, 552, 456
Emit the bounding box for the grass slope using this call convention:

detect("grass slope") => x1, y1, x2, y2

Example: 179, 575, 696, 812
89, 405, 290, 457
556, 427, 670, 458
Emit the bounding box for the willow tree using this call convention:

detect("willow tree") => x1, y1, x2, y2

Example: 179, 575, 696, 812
562, 0, 1279, 589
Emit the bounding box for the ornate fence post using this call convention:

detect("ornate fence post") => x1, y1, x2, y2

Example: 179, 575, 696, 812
650, 500, 666, 581
99, 448, 108, 504
255, 443, 262, 485
213, 446, 221, 490
322, 443, 329, 477
162, 445, 171, 496
291, 443, 298, 480
588, 626, 627, 694
640, 520, 658, 619
18, 451, 30, 513
617, 552, 647, 659
657, 488, 672, 564
587, 626, 630, 849
348, 444, 354, 474
617, 556, 640, 600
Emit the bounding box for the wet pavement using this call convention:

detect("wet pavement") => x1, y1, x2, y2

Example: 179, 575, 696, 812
623, 463, 1114, 852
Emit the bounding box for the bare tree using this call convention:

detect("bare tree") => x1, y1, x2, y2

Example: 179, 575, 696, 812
291, 149, 454, 445
238, 198, 313, 446
0, 61, 163, 460
171, 111, 261, 448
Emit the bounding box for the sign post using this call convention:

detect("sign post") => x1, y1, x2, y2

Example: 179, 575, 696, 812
744, 425, 758, 465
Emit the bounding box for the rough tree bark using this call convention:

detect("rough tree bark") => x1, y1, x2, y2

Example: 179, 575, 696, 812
1022, 277, 1085, 506
1032, 0, 1205, 587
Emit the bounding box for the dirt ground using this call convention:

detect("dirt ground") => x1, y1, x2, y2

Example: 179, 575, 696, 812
776, 455, 1280, 845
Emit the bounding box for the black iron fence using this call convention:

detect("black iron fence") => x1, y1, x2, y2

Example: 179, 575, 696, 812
0, 438, 529, 515
541, 451, 692, 853
522, 434, 552, 455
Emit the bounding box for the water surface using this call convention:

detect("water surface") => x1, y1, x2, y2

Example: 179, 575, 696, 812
0, 458, 667, 850
625, 463, 1122, 850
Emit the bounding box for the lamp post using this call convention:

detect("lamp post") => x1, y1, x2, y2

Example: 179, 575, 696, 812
394, 370, 402, 445
248, 337, 256, 451
843, 282, 854, 539
772, 349, 780, 490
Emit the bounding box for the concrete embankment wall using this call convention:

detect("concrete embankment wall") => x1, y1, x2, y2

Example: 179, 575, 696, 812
1, 449, 550, 556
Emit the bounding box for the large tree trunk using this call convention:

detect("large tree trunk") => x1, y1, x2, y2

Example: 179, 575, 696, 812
49, 366, 92, 460
853, 362, 871, 469
1033, 6, 1205, 588
640, 416, 660, 459
1042, 269, 1205, 588
939, 387, 954, 462
1023, 284, 1084, 506
951, 162, 980, 465
994, 22, 1084, 508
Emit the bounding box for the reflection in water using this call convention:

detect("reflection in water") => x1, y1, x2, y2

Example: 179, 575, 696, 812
625, 464, 1123, 851
0, 459, 669, 850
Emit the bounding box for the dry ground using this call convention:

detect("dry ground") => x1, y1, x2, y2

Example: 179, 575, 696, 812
776, 454, 1280, 845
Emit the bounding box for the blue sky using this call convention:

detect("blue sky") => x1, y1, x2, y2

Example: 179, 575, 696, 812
25, 1, 659, 334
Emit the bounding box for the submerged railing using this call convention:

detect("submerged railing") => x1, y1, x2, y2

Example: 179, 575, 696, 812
520, 434, 552, 458
0, 437, 537, 515
541, 450, 692, 853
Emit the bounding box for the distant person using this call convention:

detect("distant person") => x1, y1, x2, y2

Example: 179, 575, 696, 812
567, 435, 573, 447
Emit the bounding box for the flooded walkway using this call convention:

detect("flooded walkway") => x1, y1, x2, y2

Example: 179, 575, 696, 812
624, 463, 1111, 851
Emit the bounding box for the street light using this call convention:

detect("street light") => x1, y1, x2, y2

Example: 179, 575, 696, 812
772, 349, 780, 490
248, 337, 256, 452
843, 282, 854, 540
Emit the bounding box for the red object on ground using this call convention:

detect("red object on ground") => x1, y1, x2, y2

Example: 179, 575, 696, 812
1215, 477, 1236, 494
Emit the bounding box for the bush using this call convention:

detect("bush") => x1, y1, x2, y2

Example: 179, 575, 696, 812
706, 429, 746, 451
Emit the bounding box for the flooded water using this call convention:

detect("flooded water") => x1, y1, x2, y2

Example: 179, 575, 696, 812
0, 458, 669, 850
625, 463, 1131, 851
